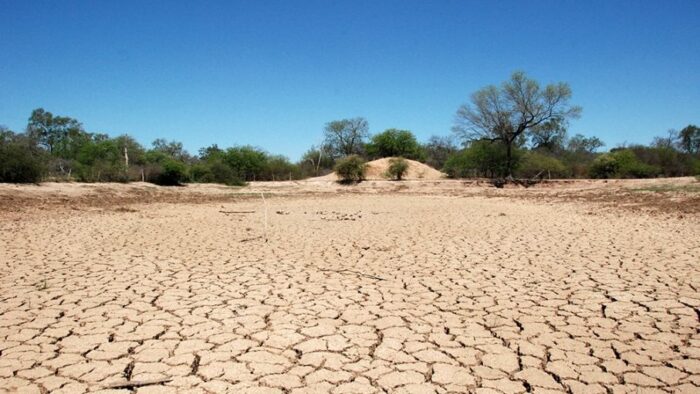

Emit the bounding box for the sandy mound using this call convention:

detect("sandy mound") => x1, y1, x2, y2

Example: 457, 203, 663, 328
311, 157, 445, 181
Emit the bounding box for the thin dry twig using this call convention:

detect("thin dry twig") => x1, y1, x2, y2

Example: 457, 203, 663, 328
318, 268, 386, 281
219, 210, 256, 214
260, 192, 269, 242
104, 378, 172, 389
240, 236, 263, 243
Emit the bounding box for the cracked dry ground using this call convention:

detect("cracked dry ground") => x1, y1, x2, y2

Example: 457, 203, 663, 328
1, 194, 699, 394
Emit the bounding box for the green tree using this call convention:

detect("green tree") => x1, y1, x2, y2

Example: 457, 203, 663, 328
223, 146, 269, 181
151, 138, 191, 162
366, 129, 424, 160
323, 118, 369, 157
26, 108, 87, 158
191, 145, 243, 185
530, 117, 567, 153
422, 135, 458, 170
141, 139, 192, 185
453, 71, 581, 177
0, 127, 46, 183
628, 144, 695, 177
563, 134, 605, 177
299, 145, 335, 177
75, 138, 127, 182
567, 134, 604, 154
443, 140, 516, 178
678, 125, 699, 155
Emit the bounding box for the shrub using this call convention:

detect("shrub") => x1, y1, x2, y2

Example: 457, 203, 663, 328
517, 152, 569, 178
191, 160, 244, 186
264, 155, 302, 181
149, 159, 188, 186
334, 155, 367, 183
590, 149, 661, 179
443, 140, 518, 178
0, 140, 46, 183
589, 154, 618, 179
75, 161, 129, 183
386, 157, 409, 180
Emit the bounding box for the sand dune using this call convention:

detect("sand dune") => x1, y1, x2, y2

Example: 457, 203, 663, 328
311, 157, 445, 181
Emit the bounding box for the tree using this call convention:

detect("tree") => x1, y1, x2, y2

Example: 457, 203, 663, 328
26, 108, 86, 157
530, 117, 567, 152
264, 155, 301, 181
299, 145, 335, 177
191, 144, 243, 185
443, 140, 516, 178
223, 146, 268, 181
678, 125, 699, 155
151, 138, 191, 162
323, 117, 369, 157
453, 71, 581, 177
0, 127, 46, 183
567, 134, 604, 153
590, 149, 660, 179
422, 135, 458, 170
651, 129, 680, 150
366, 129, 424, 160
563, 134, 605, 178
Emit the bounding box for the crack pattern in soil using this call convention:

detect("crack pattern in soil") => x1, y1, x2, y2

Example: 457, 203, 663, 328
0, 194, 698, 393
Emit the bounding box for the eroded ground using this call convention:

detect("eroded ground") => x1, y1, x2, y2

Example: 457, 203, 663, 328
1, 183, 699, 393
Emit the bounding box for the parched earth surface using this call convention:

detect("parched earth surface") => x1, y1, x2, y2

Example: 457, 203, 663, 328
0, 187, 699, 393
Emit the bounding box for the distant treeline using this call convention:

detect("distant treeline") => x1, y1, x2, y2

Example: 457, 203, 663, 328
0, 107, 698, 185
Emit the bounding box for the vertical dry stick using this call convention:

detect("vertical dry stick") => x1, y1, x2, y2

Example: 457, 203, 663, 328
260, 192, 269, 242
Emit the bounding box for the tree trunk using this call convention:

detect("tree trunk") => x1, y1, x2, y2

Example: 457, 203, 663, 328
506, 141, 513, 177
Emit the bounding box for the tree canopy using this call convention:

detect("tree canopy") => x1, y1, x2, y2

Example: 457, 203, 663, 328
2, 94, 698, 185
323, 117, 369, 157
366, 129, 424, 160
453, 71, 581, 176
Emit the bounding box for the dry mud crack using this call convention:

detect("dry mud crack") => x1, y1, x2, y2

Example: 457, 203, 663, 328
0, 193, 698, 393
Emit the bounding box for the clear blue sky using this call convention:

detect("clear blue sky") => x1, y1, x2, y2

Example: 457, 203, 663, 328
1, 0, 698, 160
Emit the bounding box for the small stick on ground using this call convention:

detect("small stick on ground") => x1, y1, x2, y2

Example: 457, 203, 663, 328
240, 236, 263, 243
104, 378, 172, 389
319, 268, 386, 281
219, 210, 256, 214
260, 192, 269, 242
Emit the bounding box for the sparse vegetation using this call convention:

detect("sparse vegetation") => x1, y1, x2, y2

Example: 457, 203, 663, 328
630, 184, 700, 193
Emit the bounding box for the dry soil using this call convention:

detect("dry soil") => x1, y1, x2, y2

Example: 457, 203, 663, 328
0, 179, 698, 393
